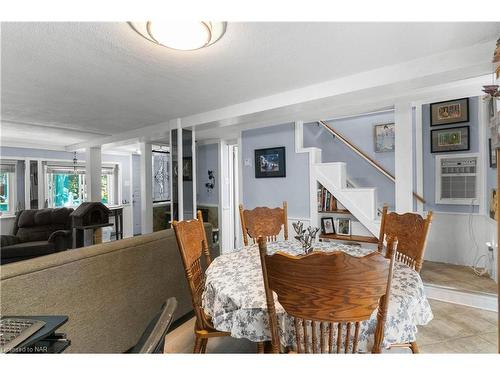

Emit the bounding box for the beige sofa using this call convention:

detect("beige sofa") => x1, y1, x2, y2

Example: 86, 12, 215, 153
0, 225, 215, 353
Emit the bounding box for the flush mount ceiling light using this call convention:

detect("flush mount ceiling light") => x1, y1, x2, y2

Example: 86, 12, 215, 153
128, 21, 226, 51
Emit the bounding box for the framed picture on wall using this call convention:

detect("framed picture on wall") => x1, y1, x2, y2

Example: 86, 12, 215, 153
321, 217, 335, 234
489, 138, 497, 168
489, 189, 497, 221
430, 98, 469, 126
254, 147, 286, 178
430, 126, 470, 153
374, 123, 395, 152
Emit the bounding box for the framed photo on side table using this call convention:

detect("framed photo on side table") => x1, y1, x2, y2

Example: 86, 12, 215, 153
321, 217, 335, 234
430, 98, 469, 126
335, 218, 351, 237
254, 147, 286, 178
430, 126, 470, 153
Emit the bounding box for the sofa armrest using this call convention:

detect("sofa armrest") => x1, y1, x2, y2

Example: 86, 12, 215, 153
48, 230, 73, 251
1, 235, 20, 247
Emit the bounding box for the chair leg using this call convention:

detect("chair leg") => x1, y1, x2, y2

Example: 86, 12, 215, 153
200, 338, 208, 353
410, 341, 419, 354
193, 336, 203, 353
257, 342, 265, 353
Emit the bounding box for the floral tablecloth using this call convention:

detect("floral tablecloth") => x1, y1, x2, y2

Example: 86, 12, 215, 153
202, 240, 433, 352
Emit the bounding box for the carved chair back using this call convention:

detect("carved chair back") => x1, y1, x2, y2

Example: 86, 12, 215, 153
172, 211, 214, 331
377, 205, 433, 273
258, 237, 396, 354
239, 202, 288, 246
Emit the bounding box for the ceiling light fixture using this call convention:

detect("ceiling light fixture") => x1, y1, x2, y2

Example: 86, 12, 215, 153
128, 21, 226, 51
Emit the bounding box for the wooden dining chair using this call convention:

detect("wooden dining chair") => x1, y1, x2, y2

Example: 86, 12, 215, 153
173, 211, 265, 353
239, 201, 288, 246
258, 236, 397, 354
377, 205, 432, 354
377, 205, 433, 273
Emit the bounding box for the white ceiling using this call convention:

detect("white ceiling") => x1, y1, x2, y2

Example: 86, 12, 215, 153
1, 22, 499, 149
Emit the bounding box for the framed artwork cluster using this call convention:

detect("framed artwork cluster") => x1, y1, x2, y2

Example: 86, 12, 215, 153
320, 217, 352, 236
430, 98, 470, 153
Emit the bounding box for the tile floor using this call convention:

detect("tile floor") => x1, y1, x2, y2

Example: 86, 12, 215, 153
164, 299, 498, 353
421, 261, 497, 295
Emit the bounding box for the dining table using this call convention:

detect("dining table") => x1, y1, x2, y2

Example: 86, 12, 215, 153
202, 240, 434, 352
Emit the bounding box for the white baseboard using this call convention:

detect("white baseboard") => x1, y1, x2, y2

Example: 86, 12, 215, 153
425, 283, 498, 312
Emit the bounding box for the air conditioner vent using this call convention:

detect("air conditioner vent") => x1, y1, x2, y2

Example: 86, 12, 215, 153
436, 155, 478, 205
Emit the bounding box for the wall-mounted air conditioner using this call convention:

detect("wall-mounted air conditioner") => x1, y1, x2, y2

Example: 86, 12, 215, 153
435, 153, 479, 205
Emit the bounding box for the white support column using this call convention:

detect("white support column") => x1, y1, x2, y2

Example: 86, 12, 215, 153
24, 160, 31, 210
140, 142, 153, 234
414, 102, 424, 214
395, 102, 414, 213
37, 160, 45, 208
85, 146, 102, 202
192, 127, 197, 218
176, 120, 184, 221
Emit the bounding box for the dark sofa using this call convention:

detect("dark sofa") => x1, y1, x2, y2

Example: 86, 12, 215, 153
0, 208, 74, 264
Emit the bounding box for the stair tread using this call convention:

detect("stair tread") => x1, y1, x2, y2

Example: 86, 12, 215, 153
319, 233, 379, 244
318, 209, 351, 214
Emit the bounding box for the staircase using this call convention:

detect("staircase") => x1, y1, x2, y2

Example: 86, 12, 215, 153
313, 162, 380, 236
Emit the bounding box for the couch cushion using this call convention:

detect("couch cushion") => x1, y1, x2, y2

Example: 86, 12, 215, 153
17, 209, 37, 227
17, 225, 67, 242
1, 241, 54, 259
18, 208, 73, 228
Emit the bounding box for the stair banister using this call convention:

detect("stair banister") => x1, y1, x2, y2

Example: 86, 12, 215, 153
317, 120, 425, 204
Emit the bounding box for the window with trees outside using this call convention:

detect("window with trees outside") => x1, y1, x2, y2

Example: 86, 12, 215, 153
0, 162, 16, 215
45, 162, 117, 208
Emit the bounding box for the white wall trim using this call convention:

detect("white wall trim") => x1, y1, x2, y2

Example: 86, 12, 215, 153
425, 284, 498, 312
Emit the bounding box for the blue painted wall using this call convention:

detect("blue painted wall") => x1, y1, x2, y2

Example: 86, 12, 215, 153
303, 111, 396, 209
0, 146, 132, 205
196, 143, 219, 206
422, 97, 479, 213
241, 123, 310, 218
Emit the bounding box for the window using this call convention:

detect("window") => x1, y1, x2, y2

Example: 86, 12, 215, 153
45, 162, 117, 208
100, 168, 115, 205
0, 161, 16, 215
152, 151, 170, 202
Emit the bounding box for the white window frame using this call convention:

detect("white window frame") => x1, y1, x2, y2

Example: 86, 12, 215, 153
0, 168, 17, 216
42, 158, 121, 208
434, 152, 480, 206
